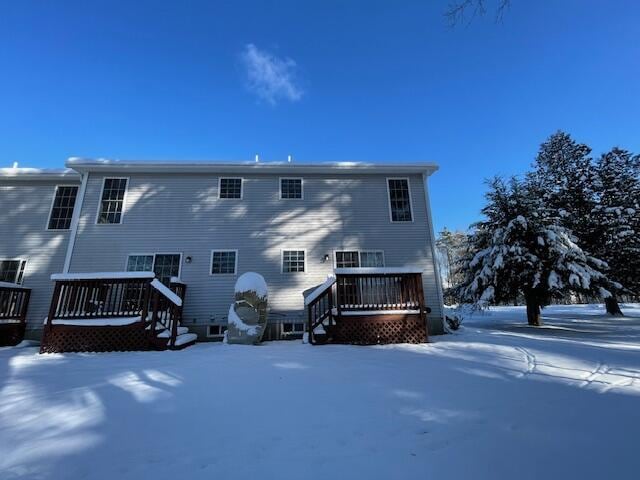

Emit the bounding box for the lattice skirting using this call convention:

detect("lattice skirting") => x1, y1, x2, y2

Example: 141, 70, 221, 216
40, 322, 151, 354
327, 314, 428, 345
0, 323, 26, 347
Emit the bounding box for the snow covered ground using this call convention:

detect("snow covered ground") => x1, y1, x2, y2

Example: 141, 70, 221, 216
1, 304, 639, 480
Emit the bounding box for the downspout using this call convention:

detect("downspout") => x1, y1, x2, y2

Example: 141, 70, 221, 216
422, 172, 446, 333
63, 171, 89, 273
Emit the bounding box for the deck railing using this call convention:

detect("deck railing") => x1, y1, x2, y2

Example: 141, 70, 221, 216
45, 272, 187, 348
335, 270, 424, 313
0, 283, 31, 322
306, 268, 427, 344
47, 273, 155, 321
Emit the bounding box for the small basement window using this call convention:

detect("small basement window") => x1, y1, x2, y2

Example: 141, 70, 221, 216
211, 250, 237, 275
282, 250, 305, 273
0, 259, 27, 284
97, 178, 128, 224
387, 178, 413, 222
280, 178, 303, 199
207, 325, 227, 338
219, 178, 242, 199
47, 185, 79, 230
282, 323, 305, 334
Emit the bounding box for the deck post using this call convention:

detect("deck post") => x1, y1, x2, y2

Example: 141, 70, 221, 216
21, 289, 31, 323
46, 282, 62, 330
335, 276, 343, 320
141, 279, 151, 327
415, 273, 428, 339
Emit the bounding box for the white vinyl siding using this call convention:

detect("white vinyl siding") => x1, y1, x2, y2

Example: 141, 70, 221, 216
67, 173, 444, 334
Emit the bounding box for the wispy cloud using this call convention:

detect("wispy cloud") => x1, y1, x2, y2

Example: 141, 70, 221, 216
240, 44, 303, 105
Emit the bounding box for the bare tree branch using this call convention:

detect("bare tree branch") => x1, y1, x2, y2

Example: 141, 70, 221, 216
445, 0, 511, 27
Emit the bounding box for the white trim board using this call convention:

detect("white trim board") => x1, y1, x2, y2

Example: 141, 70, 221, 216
63, 172, 89, 273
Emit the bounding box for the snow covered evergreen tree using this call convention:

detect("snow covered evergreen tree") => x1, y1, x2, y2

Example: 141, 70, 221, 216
530, 131, 597, 247
591, 148, 640, 314
436, 228, 469, 303
456, 176, 615, 326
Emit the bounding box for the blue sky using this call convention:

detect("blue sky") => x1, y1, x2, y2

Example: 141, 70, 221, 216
1, 1, 639, 232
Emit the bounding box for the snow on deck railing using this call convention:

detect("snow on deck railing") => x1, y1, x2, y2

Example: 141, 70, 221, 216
304, 275, 336, 306
0, 281, 30, 289
50, 271, 156, 281
333, 267, 423, 275
151, 279, 183, 307
169, 276, 186, 285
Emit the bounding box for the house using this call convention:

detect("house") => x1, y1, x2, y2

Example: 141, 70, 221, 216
0, 168, 81, 344
0, 159, 444, 348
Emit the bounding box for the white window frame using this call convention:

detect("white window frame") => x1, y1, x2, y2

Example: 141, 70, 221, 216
333, 250, 385, 268
125, 252, 183, 280
358, 250, 386, 267
95, 177, 129, 225
218, 177, 243, 200
279, 177, 304, 200
281, 249, 307, 274
209, 249, 238, 276
333, 250, 360, 268
46, 184, 79, 231
386, 177, 414, 223
0, 258, 28, 285
282, 322, 305, 335
206, 324, 228, 338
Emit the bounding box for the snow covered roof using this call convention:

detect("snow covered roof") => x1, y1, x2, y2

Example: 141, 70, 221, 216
66, 158, 439, 176
0, 167, 80, 181
51, 271, 156, 281
0, 281, 30, 289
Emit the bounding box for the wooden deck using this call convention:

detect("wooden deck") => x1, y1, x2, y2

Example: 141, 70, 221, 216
0, 282, 31, 346
306, 269, 430, 345
40, 273, 193, 353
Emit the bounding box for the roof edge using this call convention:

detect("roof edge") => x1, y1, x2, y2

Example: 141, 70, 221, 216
66, 158, 439, 176
0, 168, 81, 181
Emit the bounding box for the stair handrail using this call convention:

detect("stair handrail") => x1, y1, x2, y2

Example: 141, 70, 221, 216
150, 278, 185, 348
305, 277, 336, 345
